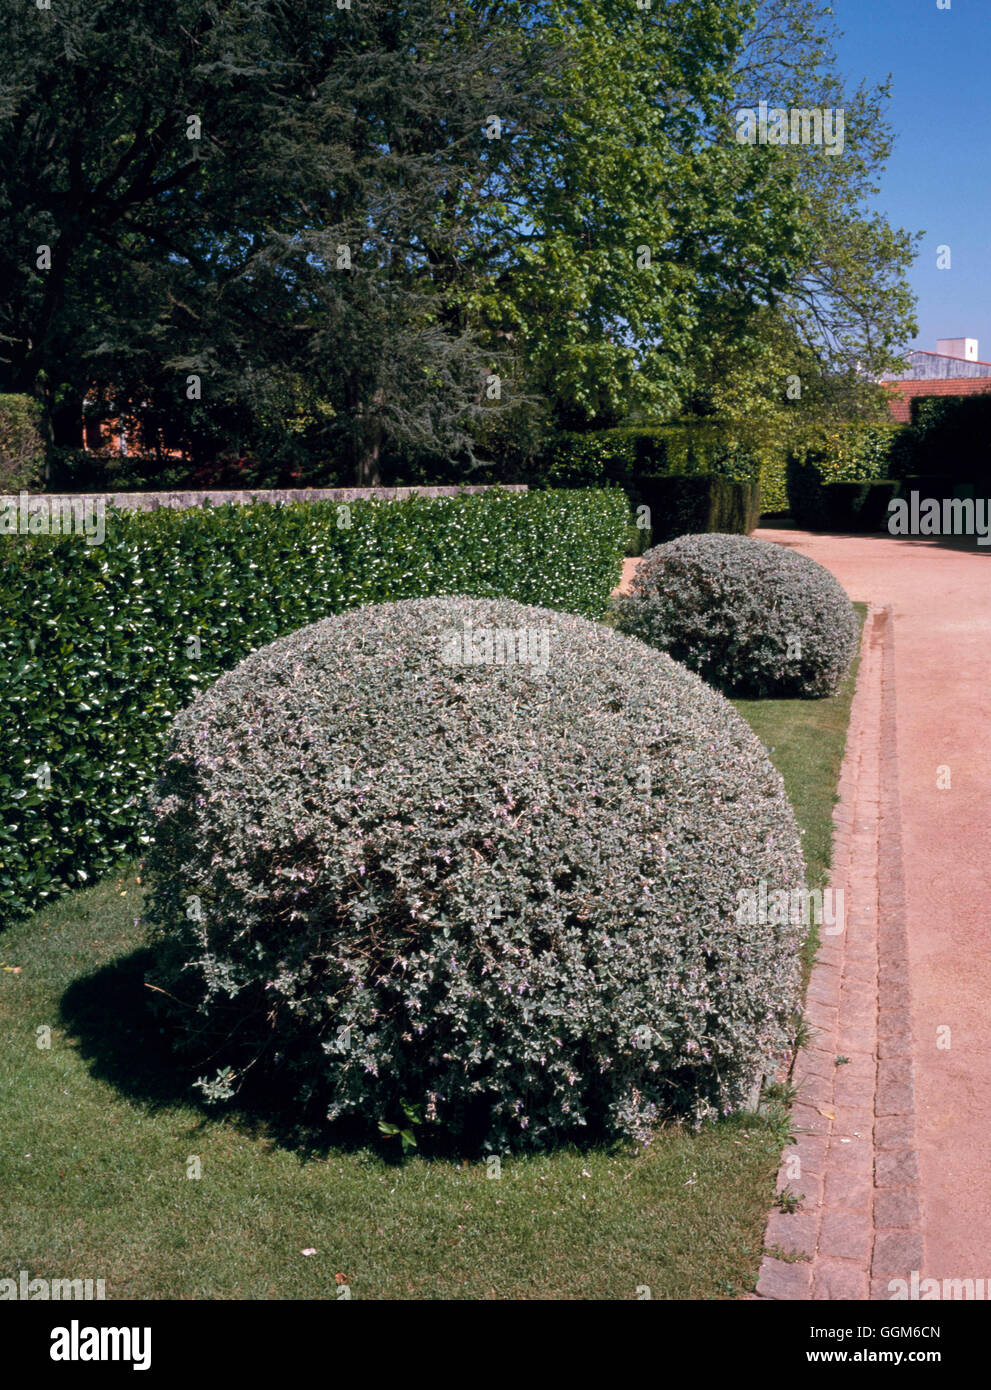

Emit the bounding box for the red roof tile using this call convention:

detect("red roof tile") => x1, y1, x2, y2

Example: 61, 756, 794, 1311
882, 378, 991, 424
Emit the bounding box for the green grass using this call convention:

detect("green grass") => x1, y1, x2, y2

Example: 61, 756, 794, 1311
731, 610, 866, 893
0, 610, 864, 1300
732, 603, 866, 980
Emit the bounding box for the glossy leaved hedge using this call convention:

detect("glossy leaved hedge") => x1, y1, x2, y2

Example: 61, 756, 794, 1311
0, 489, 627, 922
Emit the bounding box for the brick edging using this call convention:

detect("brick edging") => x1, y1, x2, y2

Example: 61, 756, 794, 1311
870, 605, 923, 1298
754, 602, 921, 1300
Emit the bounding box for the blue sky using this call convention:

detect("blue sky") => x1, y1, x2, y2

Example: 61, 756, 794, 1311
832, 0, 991, 358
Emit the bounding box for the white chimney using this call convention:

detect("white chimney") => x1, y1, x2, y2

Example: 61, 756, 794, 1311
936, 337, 979, 361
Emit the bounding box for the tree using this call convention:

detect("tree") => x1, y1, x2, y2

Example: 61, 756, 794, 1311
0, 0, 557, 482
681, 0, 920, 432
459, 0, 810, 435
0, 0, 917, 484
475, 0, 918, 443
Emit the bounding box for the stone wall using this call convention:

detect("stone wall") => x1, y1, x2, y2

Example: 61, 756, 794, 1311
29, 484, 526, 512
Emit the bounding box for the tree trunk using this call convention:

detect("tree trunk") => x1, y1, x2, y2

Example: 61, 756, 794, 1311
51, 397, 83, 450
357, 421, 383, 487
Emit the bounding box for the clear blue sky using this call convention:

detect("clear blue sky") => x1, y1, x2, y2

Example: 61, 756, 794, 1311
832, 0, 991, 357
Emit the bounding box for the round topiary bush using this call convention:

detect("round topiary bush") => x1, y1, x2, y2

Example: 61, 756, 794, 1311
616, 533, 858, 698
146, 595, 805, 1151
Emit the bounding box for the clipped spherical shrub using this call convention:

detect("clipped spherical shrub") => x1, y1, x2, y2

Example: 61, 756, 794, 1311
616, 533, 858, 698
145, 595, 805, 1151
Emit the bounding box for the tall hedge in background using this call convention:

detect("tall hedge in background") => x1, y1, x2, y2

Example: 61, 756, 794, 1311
907, 395, 991, 483
0, 488, 627, 922
534, 423, 788, 512
635, 474, 760, 542
0, 395, 46, 491
786, 423, 905, 528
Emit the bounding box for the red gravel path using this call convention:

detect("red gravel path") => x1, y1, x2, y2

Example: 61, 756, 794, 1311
757, 523, 991, 1287
617, 524, 991, 1291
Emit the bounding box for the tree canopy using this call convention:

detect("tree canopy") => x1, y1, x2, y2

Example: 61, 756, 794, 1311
0, 0, 918, 483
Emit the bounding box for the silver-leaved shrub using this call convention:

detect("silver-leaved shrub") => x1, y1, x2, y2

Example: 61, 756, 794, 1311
616, 533, 858, 698
146, 595, 805, 1151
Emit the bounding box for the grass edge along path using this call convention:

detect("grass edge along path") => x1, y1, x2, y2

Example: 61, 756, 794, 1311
0, 609, 864, 1300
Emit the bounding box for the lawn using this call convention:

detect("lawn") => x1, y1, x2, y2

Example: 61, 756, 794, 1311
0, 608, 864, 1301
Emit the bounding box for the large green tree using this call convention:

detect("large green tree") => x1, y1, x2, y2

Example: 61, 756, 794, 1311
0, 0, 557, 481
474, 0, 918, 447
0, 0, 913, 482
462, 0, 809, 436
682, 0, 920, 434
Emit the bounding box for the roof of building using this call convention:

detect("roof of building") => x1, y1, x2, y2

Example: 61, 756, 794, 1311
882, 350, 991, 382
883, 376, 991, 423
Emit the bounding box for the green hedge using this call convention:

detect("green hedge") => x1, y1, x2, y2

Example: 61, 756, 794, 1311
634, 474, 760, 543
820, 480, 900, 532
536, 423, 784, 523
0, 488, 628, 922
0, 395, 46, 491
786, 424, 907, 528
539, 423, 769, 484
906, 395, 991, 482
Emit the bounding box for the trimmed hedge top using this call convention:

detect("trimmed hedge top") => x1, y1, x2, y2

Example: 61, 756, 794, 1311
147, 595, 805, 1151
617, 532, 858, 698
0, 488, 627, 922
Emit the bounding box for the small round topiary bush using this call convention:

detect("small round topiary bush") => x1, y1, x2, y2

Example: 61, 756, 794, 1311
616, 533, 858, 698
145, 595, 805, 1151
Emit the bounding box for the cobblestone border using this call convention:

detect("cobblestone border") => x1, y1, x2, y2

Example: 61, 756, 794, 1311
754, 603, 921, 1300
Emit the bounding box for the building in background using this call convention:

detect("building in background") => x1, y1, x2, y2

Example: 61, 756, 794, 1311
881, 338, 991, 423
80, 392, 187, 460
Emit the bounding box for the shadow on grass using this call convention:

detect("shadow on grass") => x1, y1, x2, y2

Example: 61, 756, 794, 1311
58, 947, 410, 1163
59, 947, 628, 1166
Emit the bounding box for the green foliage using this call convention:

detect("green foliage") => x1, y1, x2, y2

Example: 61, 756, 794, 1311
0, 489, 627, 923
756, 450, 789, 514
534, 424, 784, 513
535, 429, 646, 487
800, 425, 905, 483
635, 475, 760, 544
616, 533, 858, 699
47, 444, 340, 494
465, 0, 808, 433
906, 395, 991, 483
0, 0, 558, 479
0, 395, 45, 491
378, 1101, 432, 1156
537, 425, 763, 488
817, 481, 900, 533
1, 0, 917, 482
718, 2, 920, 385
146, 595, 805, 1150
786, 423, 906, 527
